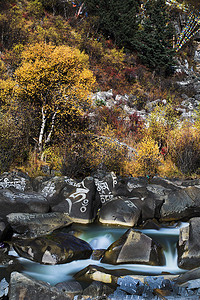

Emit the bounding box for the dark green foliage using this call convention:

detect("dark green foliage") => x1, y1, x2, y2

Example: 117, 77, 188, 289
135, 0, 175, 76
85, 0, 140, 48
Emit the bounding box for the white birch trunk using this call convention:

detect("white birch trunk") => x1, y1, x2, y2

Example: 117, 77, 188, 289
45, 109, 57, 145
38, 106, 47, 152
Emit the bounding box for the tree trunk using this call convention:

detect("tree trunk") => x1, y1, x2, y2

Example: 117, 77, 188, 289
38, 106, 47, 153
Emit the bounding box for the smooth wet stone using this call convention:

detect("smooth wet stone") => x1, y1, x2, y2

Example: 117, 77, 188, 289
98, 196, 141, 227
0, 171, 32, 192
91, 249, 105, 261
7, 212, 73, 238
51, 177, 97, 224
74, 265, 125, 285
160, 186, 200, 222
178, 218, 200, 269
0, 189, 49, 219
9, 272, 71, 300
13, 232, 93, 265
101, 229, 165, 266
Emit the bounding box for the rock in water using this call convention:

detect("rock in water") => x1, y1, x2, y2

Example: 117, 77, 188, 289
178, 218, 200, 269
101, 228, 165, 266
13, 232, 93, 265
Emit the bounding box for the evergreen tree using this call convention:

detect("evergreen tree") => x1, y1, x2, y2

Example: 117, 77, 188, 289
85, 0, 140, 49
135, 0, 175, 76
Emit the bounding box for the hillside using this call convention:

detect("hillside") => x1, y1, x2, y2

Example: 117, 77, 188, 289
0, 0, 200, 179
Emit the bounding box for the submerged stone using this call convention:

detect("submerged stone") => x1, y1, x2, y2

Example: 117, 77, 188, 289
101, 229, 165, 266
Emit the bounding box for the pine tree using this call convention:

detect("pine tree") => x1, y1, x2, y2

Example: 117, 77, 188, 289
85, 0, 140, 49
135, 0, 175, 76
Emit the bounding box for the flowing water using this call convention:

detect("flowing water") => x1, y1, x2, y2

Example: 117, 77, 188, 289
8, 222, 188, 285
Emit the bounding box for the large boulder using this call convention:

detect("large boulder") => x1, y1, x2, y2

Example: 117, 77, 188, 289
98, 196, 141, 226
178, 218, 200, 270
6, 212, 73, 238
0, 189, 49, 219
9, 272, 71, 300
51, 177, 97, 224
101, 229, 165, 266
160, 186, 200, 222
94, 172, 117, 205
0, 171, 32, 192
13, 232, 93, 265
33, 176, 70, 205
113, 176, 148, 198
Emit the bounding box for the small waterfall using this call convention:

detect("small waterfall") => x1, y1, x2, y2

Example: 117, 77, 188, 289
8, 223, 188, 285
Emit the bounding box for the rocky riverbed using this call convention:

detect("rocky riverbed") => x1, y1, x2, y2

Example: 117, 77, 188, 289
2, 170, 200, 299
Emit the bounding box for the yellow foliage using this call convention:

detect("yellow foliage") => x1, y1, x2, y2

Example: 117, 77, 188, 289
146, 103, 178, 143
127, 136, 162, 178
168, 122, 200, 174
14, 42, 96, 119
102, 48, 125, 70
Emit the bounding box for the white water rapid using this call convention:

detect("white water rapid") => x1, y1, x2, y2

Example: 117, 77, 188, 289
8, 222, 188, 285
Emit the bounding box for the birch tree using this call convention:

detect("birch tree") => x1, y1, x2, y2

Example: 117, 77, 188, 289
1, 42, 95, 154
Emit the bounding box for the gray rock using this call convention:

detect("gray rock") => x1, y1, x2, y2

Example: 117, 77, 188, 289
82, 281, 114, 298
0, 171, 32, 192
7, 212, 73, 238
13, 232, 93, 265
160, 187, 200, 222
51, 177, 97, 224
35, 176, 70, 205
176, 267, 200, 285
94, 172, 117, 205
98, 196, 141, 227
178, 218, 200, 269
55, 280, 83, 295
9, 272, 71, 300
0, 189, 49, 218
74, 265, 123, 285
101, 229, 165, 266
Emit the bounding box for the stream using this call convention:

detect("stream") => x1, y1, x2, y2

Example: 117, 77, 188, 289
8, 222, 188, 286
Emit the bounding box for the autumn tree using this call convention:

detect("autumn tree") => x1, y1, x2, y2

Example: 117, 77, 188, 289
1, 42, 95, 155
